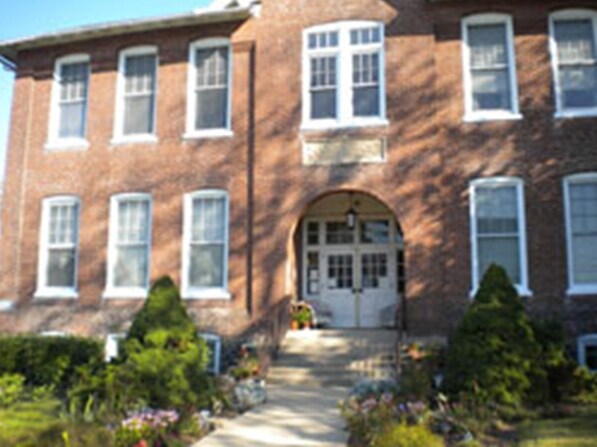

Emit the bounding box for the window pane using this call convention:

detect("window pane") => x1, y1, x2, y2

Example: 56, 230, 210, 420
59, 101, 86, 138
361, 220, 390, 243
560, 65, 597, 109
476, 186, 518, 234
307, 222, 319, 245
478, 236, 520, 284
326, 222, 354, 244
195, 88, 227, 129
117, 200, 149, 243
196, 47, 228, 88
311, 90, 336, 119
60, 63, 88, 101
472, 69, 511, 111
49, 203, 77, 244
124, 95, 154, 135
554, 20, 595, 63
361, 253, 388, 289
327, 254, 353, 289
354, 86, 380, 117
124, 54, 156, 94
469, 24, 508, 68
192, 197, 225, 242
569, 182, 597, 284
586, 345, 597, 370
114, 246, 148, 288
190, 244, 224, 287
47, 248, 76, 287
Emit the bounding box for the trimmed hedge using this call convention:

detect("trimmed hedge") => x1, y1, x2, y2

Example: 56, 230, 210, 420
0, 335, 103, 395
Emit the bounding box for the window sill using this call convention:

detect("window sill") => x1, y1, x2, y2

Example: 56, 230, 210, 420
34, 289, 78, 300
463, 112, 523, 123
469, 285, 532, 299
554, 109, 597, 119
567, 286, 597, 296
300, 118, 389, 132
183, 129, 233, 140
45, 139, 90, 151
103, 288, 148, 300
110, 135, 158, 146
182, 288, 231, 300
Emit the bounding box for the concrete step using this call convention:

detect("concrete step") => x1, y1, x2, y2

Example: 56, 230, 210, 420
268, 329, 399, 388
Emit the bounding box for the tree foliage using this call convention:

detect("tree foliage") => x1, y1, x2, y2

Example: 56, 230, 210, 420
444, 264, 540, 406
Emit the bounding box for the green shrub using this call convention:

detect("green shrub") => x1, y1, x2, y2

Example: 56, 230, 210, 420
0, 373, 25, 407
120, 276, 210, 411
0, 335, 103, 396
372, 422, 443, 447
444, 264, 540, 406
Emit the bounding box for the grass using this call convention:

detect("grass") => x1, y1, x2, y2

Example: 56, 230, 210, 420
516, 405, 597, 447
0, 399, 112, 447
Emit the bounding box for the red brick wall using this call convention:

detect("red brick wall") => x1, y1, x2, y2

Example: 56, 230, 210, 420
1, 0, 596, 339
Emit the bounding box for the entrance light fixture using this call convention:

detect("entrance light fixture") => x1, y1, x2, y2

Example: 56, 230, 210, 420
345, 193, 358, 229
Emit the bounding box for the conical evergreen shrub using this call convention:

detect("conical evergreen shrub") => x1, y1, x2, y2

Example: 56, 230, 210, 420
444, 264, 540, 406
121, 276, 210, 410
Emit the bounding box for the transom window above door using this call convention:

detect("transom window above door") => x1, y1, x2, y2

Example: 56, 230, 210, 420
302, 21, 387, 130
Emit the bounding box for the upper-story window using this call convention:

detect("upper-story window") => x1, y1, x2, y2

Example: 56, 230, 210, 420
35, 196, 80, 299
113, 46, 158, 144
47, 54, 90, 149
302, 21, 387, 130
549, 10, 597, 118
182, 190, 230, 300
462, 14, 521, 122
563, 173, 597, 294
469, 178, 530, 296
185, 39, 232, 139
104, 193, 152, 299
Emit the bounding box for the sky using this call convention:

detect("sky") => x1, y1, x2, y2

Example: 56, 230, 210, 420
0, 0, 213, 186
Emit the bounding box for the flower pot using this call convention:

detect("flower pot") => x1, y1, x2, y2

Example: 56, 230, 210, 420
291, 320, 299, 330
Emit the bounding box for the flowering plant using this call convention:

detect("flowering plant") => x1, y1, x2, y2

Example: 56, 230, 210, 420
114, 409, 180, 447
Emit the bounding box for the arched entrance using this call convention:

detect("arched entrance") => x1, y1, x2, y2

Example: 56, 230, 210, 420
297, 191, 405, 328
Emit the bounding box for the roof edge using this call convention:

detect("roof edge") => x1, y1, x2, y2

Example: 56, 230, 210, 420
0, 6, 252, 63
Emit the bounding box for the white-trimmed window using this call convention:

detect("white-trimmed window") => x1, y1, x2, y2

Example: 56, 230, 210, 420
549, 10, 597, 118
35, 196, 80, 298
113, 46, 158, 143
104, 194, 152, 298
182, 190, 230, 299
302, 21, 386, 129
578, 334, 597, 372
564, 173, 597, 294
185, 39, 232, 139
199, 333, 222, 374
47, 54, 90, 149
469, 178, 530, 295
462, 14, 521, 122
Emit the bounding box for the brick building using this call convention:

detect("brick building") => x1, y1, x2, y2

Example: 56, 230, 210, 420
0, 0, 596, 369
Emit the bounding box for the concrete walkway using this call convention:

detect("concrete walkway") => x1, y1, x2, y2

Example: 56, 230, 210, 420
194, 385, 349, 446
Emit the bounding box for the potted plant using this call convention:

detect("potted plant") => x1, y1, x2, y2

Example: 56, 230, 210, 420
295, 307, 312, 329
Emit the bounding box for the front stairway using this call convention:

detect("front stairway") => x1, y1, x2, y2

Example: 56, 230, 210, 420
267, 329, 398, 388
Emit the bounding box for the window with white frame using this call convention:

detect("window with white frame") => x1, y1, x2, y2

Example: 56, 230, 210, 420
114, 47, 158, 142
303, 21, 386, 129
462, 14, 520, 121
578, 334, 597, 372
550, 10, 597, 117
564, 174, 597, 294
199, 333, 222, 374
47, 54, 90, 148
35, 196, 80, 298
182, 190, 230, 299
185, 39, 232, 138
470, 178, 529, 295
105, 194, 152, 298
